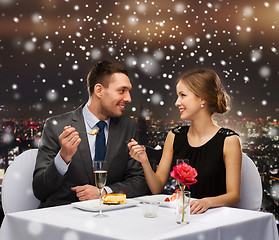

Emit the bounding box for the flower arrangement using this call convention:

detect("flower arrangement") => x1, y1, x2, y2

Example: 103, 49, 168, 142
170, 162, 198, 224
170, 162, 198, 189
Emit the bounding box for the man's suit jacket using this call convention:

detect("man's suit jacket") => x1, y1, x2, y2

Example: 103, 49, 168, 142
33, 104, 147, 208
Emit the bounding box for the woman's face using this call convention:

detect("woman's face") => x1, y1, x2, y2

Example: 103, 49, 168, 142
175, 80, 204, 121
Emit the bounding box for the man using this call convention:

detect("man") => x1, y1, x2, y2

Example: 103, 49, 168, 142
33, 60, 147, 208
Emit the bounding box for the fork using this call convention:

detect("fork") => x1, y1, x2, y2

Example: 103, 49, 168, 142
79, 133, 162, 150
125, 141, 162, 151
79, 131, 98, 135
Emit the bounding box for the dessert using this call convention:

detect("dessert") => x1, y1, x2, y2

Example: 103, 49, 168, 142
102, 193, 126, 205
89, 130, 98, 135
164, 190, 181, 202
154, 145, 162, 150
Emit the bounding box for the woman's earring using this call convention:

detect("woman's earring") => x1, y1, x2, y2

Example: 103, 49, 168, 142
201, 104, 204, 108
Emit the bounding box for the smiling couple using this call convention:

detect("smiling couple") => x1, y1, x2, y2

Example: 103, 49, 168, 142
33, 60, 241, 215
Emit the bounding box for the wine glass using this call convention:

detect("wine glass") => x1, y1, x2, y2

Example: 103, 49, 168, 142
93, 161, 108, 218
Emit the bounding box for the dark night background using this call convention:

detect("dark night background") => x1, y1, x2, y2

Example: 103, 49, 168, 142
0, 0, 278, 121
0, 0, 279, 231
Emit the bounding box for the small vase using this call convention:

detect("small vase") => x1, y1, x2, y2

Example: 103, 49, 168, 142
176, 184, 191, 224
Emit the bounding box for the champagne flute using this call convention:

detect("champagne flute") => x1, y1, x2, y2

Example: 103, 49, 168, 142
93, 161, 108, 218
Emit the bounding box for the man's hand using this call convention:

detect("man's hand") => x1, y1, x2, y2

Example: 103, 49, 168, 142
71, 185, 107, 201
59, 126, 81, 164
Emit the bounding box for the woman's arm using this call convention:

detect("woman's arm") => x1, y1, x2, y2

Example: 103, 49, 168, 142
128, 131, 175, 194
190, 134, 242, 214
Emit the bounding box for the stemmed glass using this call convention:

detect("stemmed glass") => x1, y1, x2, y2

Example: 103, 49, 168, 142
93, 161, 108, 218
176, 158, 189, 166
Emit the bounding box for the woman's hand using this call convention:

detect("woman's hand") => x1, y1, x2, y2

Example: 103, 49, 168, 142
127, 139, 149, 164
190, 198, 211, 214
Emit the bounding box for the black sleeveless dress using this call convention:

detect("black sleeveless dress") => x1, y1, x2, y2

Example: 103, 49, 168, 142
171, 126, 238, 199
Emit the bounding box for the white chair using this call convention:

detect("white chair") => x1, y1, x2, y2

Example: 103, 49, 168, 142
236, 153, 263, 211
1, 149, 40, 214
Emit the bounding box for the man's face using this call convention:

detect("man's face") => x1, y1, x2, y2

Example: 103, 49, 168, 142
99, 73, 132, 119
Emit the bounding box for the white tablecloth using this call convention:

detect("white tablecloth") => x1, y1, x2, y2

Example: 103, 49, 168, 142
0, 196, 278, 240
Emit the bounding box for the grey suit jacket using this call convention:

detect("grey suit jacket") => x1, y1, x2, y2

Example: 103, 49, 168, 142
33, 104, 147, 208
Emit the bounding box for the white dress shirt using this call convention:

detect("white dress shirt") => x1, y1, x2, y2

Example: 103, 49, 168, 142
54, 104, 112, 193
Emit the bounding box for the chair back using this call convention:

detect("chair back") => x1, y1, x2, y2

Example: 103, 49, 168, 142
237, 153, 263, 211
1, 149, 40, 214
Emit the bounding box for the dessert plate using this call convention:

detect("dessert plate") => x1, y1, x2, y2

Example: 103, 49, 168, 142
133, 194, 177, 208
72, 199, 139, 212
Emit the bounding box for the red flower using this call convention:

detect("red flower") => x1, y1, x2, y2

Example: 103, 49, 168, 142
170, 163, 198, 189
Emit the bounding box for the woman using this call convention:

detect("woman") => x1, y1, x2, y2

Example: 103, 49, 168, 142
128, 69, 242, 214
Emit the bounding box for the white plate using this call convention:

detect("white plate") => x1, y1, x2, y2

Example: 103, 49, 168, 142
133, 194, 177, 208
71, 199, 139, 212
159, 200, 177, 208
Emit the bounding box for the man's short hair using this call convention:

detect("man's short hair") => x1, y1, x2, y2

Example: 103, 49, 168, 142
87, 60, 128, 96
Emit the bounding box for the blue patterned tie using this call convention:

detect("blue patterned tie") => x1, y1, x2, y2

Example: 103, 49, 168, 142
95, 121, 106, 161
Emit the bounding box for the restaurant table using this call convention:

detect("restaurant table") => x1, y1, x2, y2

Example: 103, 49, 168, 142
0, 195, 278, 240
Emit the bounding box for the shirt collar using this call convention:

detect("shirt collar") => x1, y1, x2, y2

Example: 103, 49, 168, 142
83, 104, 110, 129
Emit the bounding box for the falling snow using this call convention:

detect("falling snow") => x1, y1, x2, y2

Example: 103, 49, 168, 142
0, 0, 278, 119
